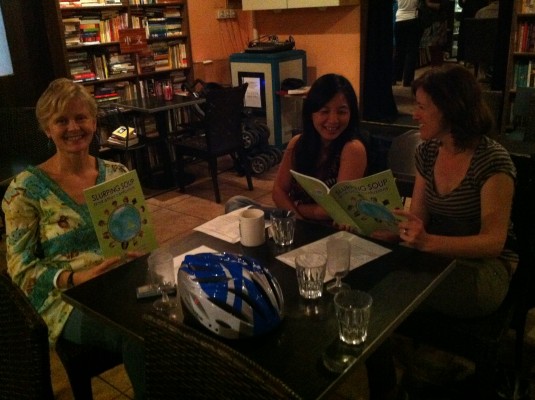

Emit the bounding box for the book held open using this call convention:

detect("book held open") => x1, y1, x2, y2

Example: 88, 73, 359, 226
290, 169, 404, 236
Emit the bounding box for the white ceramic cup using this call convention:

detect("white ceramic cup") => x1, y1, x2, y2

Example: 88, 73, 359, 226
239, 208, 265, 247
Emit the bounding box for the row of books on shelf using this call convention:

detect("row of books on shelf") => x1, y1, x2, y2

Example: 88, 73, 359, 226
86, 69, 186, 104
62, 6, 183, 47
131, 6, 183, 38
514, 59, 535, 88
516, 21, 535, 53
67, 40, 187, 83
63, 10, 129, 45
68, 47, 135, 82
60, 0, 123, 8
88, 80, 137, 104
149, 40, 188, 70
130, 0, 181, 4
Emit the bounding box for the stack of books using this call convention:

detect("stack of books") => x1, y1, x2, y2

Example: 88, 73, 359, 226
107, 125, 139, 147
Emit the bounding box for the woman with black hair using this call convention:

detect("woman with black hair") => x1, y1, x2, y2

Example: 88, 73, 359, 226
225, 73, 368, 223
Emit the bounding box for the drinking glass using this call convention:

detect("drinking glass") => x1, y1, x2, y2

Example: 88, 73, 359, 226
326, 237, 351, 294
148, 249, 177, 313
295, 253, 327, 299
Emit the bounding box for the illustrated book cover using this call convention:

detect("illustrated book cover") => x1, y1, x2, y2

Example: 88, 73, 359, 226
83, 170, 157, 258
290, 169, 404, 236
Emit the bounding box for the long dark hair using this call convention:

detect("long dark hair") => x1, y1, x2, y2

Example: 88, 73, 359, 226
411, 64, 495, 149
294, 74, 362, 175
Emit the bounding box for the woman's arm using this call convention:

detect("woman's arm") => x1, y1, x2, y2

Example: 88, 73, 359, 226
272, 135, 303, 217
3, 180, 55, 297
398, 173, 514, 258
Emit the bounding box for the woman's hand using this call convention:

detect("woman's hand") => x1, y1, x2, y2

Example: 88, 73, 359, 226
393, 209, 428, 250
69, 251, 146, 287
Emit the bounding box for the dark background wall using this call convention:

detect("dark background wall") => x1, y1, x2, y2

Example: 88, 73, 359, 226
0, 0, 64, 107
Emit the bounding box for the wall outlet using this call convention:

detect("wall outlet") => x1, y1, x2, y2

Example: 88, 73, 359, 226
216, 8, 236, 19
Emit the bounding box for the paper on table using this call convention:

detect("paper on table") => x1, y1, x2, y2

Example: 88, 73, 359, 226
276, 231, 391, 282
193, 206, 270, 243
173, 245, 218, 278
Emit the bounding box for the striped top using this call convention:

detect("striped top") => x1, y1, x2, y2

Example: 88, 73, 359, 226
415, 136, 516, 237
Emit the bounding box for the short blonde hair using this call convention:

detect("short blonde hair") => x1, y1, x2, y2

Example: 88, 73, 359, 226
35, 78, 97, 132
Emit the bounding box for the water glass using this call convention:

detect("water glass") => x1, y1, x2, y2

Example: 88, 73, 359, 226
270, 209, 296, 246
295, 253, 327, 299
334, 290, 372, 345
326, 237, 351, 294
148, 249, 176, 312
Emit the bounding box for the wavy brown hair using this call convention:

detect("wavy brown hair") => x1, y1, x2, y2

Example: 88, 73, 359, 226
411, 64, 495, 149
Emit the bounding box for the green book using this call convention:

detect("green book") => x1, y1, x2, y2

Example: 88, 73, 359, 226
290, 169, 404, 236
83, 170, 158, 258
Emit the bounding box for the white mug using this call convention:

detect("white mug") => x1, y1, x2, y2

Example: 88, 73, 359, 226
239, 208, 265, 247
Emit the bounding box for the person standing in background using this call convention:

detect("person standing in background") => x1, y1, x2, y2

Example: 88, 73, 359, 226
392, 0, 422, 87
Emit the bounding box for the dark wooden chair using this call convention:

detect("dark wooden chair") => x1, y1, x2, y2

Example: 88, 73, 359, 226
463, 18, 499, 78
396, 153, 535, 398
144, 311, 302, 400
0, 271, 54, 400
170, 83, 253, 203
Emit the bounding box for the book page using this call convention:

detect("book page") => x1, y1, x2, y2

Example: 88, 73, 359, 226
83, 170, 158, 258
329, 170, 404, 236
290, 170, 356, 228
276, 231, 391, 282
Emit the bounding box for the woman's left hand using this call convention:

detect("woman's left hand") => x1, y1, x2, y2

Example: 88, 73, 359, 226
393, 209, 427, 249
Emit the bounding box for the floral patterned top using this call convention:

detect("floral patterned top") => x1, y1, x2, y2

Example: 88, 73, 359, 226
2, 159, 128, 345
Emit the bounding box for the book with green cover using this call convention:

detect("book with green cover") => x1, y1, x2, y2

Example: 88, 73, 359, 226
83, 170, 158, 258
290, 169, 404, 236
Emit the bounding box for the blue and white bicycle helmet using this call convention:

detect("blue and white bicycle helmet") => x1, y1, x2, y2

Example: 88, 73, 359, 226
177, 252, 284, 339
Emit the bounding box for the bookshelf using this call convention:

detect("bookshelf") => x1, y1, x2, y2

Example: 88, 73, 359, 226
502, 0, 535, 140
55, 0, 193, 106
51, 0, 195, 182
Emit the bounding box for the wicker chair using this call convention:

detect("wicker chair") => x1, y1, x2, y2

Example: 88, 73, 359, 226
144, 312, 302, 400
0, 272, 54, 400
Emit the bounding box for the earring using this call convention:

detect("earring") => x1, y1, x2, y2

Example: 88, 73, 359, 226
47, 137, 53, 150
